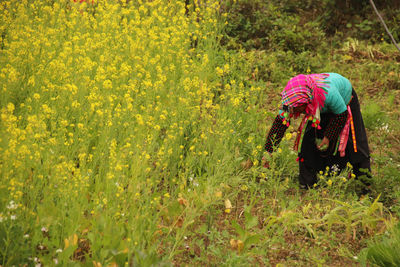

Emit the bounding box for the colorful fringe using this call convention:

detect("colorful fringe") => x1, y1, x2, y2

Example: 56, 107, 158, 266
337, 105, 357, 156
293, 114, 321, 152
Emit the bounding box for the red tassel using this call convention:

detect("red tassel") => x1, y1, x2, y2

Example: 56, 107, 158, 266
300, 158, 304, 162
296, 157, 300, 162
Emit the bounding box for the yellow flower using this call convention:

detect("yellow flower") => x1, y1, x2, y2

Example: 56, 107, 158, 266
103, 79, 113, 89
215, 67, 223, 76
7, 103, 15, 113
327, 179, 332, 186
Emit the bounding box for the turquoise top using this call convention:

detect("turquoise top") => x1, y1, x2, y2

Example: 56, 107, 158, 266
320, 73, 352, 114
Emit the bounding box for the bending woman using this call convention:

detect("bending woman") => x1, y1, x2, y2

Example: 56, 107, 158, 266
264, 73, 371, 188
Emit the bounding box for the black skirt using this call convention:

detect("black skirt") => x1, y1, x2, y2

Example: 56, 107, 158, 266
298, 89, 371, 187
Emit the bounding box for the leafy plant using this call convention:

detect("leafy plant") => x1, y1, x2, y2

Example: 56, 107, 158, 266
230, 206, 261, 253
360, 223, 400, 267
322, 195, 387, 241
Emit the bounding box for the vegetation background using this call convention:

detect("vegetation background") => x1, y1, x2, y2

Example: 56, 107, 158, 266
0, 0, 399, 266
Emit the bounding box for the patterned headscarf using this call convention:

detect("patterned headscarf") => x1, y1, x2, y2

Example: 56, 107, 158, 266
281, 73, 330, 117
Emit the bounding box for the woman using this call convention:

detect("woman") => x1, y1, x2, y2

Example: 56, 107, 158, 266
263, 73, 371, 188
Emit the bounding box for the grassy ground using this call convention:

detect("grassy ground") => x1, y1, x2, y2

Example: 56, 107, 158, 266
0, 0, 399, 266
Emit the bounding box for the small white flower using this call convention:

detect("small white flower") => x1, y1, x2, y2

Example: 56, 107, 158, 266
56, 249, 62, 253
380, 123, 389, 133
10, 215, 16, 220
7, 201, 17, 210
53, 258, 59, 265
24, 234, 30, 238
331, 164, 340, 173
41, 227, 48, 232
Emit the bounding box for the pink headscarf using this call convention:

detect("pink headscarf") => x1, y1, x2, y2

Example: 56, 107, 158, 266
281, 73, 330, 117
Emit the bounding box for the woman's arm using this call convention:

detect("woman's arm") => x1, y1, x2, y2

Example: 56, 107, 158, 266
324, 110, 348, 142
264, 115, 289, 153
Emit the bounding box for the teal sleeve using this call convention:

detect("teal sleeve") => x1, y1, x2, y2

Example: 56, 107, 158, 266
278, 109, 284, 118
324, 90, 347, 114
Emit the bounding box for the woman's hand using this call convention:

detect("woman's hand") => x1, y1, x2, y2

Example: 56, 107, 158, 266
317, 136, 329, 151
262, 156, 270, 168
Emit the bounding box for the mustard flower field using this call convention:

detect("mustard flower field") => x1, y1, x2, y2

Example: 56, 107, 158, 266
1, 0, 400, 266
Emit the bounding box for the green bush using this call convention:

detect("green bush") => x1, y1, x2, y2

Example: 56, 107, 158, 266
221, 0, 400, 46
221, 0, 325, 52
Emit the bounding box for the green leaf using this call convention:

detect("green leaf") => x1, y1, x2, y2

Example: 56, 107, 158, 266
231, 220, 245, 238
244, 210, 258, 229
244, 234, 261, 249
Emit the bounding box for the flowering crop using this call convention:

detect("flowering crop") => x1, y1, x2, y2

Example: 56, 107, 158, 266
0, 0, 269, 265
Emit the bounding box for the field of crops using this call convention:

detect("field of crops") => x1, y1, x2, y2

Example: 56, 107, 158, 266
1, 0, 400, 266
